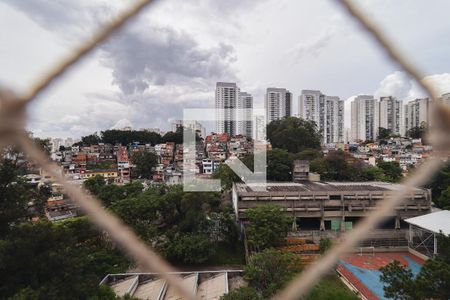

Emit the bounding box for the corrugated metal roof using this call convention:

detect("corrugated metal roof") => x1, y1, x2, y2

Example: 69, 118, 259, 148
405, 210, 450, 235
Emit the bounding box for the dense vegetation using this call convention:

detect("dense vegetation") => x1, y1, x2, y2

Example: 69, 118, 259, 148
76, 127, 201, 147
245, 205, 291, 250
131, 151, 158, 179
267, 117, 321, 153
221, 250, 357, 300
426, 162, 450, 209
380, 234, 450, 300
310, 150, 403, 182
84, 177, 241, 265
0, 159, 129, 299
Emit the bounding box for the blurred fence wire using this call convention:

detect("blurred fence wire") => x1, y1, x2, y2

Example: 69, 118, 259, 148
0, 0, 449, 299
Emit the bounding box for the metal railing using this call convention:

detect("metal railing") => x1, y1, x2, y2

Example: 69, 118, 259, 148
1, 0, 449, 299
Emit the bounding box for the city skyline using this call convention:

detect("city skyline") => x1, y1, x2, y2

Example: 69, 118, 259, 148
2, 1, 450, 138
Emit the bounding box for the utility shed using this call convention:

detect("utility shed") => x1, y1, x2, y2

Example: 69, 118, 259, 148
405, 210, 450, 258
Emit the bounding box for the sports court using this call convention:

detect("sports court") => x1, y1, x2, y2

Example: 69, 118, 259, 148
337, 252, 425, 300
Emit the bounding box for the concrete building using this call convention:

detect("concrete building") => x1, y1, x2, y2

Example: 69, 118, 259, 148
237, 92, 253, 138
351, 95, 378, 142
215, 82, 239, 136
379, 96, 404, 136
404, 98, 431, 133
439, 92, 450, 106
299, 90, 344, 144
232, 161, 431, 231
265, 88, 292, 124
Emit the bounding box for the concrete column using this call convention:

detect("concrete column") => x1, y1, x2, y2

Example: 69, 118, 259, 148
292, 218, 298, 231
434, 234, 438, 255
395, 216, 401, 229
340, 216, 346, 232
340, 195, 345, 232
320, 217, 325, 231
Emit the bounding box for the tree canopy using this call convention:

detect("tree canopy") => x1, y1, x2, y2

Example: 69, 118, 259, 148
244, 249, 299, 298
267, 117, 321, 153
378, 127, 393, 140
131, 151, 158, 179
309, 150, 402, 182
76, 130, 162, 146
0, 218, 129, 299
380, 234, 450, 300
406, 122, 428, 141
245, 205, 291, 250
110, 185, 238, 264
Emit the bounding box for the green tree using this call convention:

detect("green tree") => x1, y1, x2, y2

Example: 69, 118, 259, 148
427, 162, 450, 207
76, 133, 101, 146
83, 175, 106, 195
34, 137, 51, 155
241, 148, 294, 182
0, 220, 129, 299
380, 234, 450, 300
213, 164, 241, 190
164, 233, 215, 264
310, 151, 363, 181
361, 165, 386, 181
304, 275, 359, 300
246, 205, 291, 250
244, 249, 299, 298
380, 260, 420, 300
0, 159, 32, 236
131, 151, 158, 179
267, 117, 321, 153
101, 129, 162, 145
377, 161, 403, 182
293, 148, 323, 161
434, 186, 450, 209
220, 287, 262, 300
267, 149, 293, 181
319, 238, 333, 254
378, 127, 393, 140
406, 122, 427, 140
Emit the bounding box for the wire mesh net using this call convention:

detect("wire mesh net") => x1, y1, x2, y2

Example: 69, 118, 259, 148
0, 0, 449, 299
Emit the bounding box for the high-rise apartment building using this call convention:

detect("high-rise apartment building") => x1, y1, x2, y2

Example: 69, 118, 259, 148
379, 96, 403, 135
171, 120, 206, 138
215, 82, 239, 136
350, 95, 378, 142
238, 92, 253, 138
404, 98, 431, 133
299, 90, 344, 144
439, 92, 450, 106
265, 88, 292, 124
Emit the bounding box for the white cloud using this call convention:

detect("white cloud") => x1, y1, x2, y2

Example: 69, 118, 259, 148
111, 119, 133, 129
375, 71, 450, 101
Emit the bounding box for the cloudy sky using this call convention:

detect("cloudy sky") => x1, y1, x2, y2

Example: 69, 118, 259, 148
1, 0, 450, 138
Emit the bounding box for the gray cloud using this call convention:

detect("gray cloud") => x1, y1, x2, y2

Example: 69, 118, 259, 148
100, 25, 236, 95
1, 0, 114, 39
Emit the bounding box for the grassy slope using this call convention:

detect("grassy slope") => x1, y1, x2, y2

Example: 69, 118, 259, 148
303, 274, 359, 300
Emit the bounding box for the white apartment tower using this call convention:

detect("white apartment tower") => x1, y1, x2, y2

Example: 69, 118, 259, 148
439, 93, 450, 107
404, 98, 431, 133
299, 90, 344, 144
350, 95, 378, 142
215, 82, 239, 136
378, 96, 403, 136
238, 92, 253, 138
265, 88, 292, 124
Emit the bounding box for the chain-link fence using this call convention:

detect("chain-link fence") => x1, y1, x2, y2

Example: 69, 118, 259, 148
0, 0, 449, 299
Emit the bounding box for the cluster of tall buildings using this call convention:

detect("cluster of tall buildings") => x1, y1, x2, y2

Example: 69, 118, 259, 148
215, 82, 345, 144
350, 96, 433, 142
